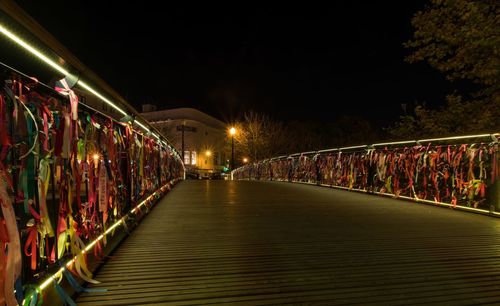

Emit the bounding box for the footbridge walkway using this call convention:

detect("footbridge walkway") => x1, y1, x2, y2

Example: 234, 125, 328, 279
75, 180, 500, 305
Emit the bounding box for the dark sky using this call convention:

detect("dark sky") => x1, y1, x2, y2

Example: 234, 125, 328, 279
15, 1, 455, 127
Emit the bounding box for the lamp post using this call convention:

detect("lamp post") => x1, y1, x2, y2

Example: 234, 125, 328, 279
230, 127, 236, 171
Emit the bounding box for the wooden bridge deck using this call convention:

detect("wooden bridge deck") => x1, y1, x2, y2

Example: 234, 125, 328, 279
76, 180, 500, 305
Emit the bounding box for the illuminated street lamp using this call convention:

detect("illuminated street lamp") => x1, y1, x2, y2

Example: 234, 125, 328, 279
229, 127, 236, 171
243, 157, 248, 163
205, 150, 211, 156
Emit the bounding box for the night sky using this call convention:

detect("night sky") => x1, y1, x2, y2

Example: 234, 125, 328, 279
15, 1, 455, 127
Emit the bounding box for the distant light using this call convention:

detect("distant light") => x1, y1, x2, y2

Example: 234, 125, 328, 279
205, 150, 211, 156
243, 158, 248, 163
229, 127, 236, 135
93, 153, 100, 161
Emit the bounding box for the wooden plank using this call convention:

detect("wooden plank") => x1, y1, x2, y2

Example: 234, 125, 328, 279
76, 180, 500, 305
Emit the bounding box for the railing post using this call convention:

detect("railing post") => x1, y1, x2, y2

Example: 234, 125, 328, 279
491, 148, 500, 213
491, 179, 500, 213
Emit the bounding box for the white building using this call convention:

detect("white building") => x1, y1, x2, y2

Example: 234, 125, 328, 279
141, 106, 228, 178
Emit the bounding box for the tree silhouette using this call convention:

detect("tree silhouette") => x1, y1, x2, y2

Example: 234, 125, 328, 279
389, 0, 500, 138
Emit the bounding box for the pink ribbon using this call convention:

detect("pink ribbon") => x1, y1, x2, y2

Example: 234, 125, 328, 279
55, 78, 78, 121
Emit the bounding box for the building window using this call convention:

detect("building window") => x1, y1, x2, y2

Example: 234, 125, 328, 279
184, 151, 190, 165
191, 151, 197, 165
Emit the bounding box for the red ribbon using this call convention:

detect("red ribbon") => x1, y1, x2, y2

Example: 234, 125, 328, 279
24, 225, 38, 270
0, 95, 10, 146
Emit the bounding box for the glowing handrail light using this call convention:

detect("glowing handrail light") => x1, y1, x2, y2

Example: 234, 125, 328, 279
77, 81, 127, 116
340, 145, 367, 151
0, 22, 158, 136
317, 148, 339, 153
0, 24, 70, 76
135, 120, 150, 133
419, 133, 498, 143
372, 140, 417, 147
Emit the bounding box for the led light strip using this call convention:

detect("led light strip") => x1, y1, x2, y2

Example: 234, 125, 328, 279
419, 133, 497, 142
135, 120, 150, 133
317, 148, 339, 153
0, 20, 184, 291
0, 22, 160, 137
339, 145, 367, 151
37, 181, 175, 291
372, 140, 417, 147
77, 81, 127, 116
0, 24, 70, 76
240, 133, 499, 167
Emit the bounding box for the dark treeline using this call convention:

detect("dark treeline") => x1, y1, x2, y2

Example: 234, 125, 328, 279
230, 111, 382, 163
388, 0, 499, 138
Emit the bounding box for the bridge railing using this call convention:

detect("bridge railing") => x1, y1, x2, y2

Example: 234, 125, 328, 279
0, 9, 185, 305
0, 63, 185, 305
233, 134, 500, 216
